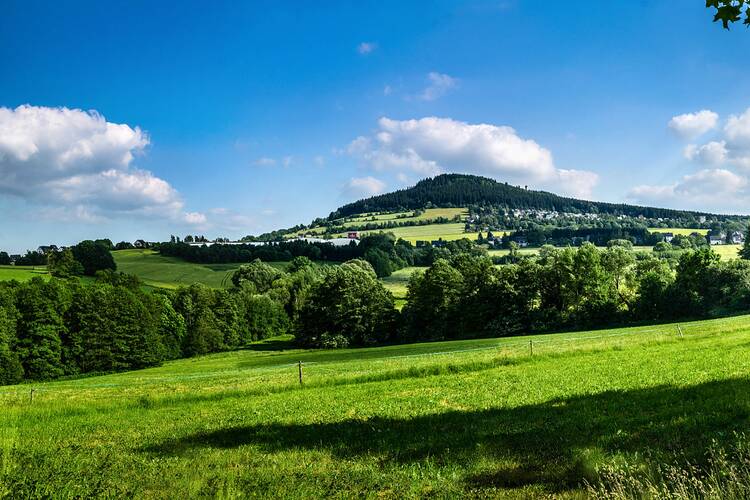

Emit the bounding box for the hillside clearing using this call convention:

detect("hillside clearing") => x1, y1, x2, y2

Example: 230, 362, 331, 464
0, 265, 49, 282
2, 315, 750, 497
347, 222, 478, 243
648, 227, 710, 236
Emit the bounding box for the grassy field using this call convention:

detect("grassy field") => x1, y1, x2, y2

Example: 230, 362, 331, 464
648, 227, 710, 236
350, 222, 479, 244
286, 208, 470, 239
380, 266, 424, 308
0, 265, 49, 282
2, 315, 750, 497
346, 207, 467, 225
113, 249, 243, 289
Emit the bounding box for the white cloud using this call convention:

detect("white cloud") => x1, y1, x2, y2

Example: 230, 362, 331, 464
282, 156, 294, 167
628, 168, 747, 211
0, 104, 191, 221
184, 211, 208, 225
347, 116, 599, 198
253, 157, 276, 167
668, 110, 718, 139
342, 176, 386, 198
314, 155, 325, 166
357, 42, 377, 55
725, 108, 750, 148
683, 141, 728, 165
419, 72, 458, 101
383, 85, 392, 96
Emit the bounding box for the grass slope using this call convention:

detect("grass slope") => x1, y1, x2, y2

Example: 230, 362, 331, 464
0, 265, 49, 282
648, 227, 710, 236
113, 249, 242, 289
3, 316, 750, 497
350, 222, 479, 243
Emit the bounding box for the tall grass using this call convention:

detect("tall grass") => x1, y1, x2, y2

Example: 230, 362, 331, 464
588, 435, 750, 499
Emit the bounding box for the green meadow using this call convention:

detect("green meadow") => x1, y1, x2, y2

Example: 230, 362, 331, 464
0, 265, 49, 282
648, 227, 710, 236
2, 315, 750, 497
345, 207, 468, 224
351, 222, 479, 243
112, 249, 292, 289
112, 249, 243, 289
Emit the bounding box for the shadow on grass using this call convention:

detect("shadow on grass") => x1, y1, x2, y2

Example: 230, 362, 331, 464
243, 338, 297, 352
144, 378, 750, 491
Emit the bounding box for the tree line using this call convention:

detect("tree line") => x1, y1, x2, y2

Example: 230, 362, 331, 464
155, 234, 484, 278
4, 240, 750, 385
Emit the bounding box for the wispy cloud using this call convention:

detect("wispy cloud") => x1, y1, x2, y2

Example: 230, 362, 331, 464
419, 72, 458, 101
357, 42, 377, 55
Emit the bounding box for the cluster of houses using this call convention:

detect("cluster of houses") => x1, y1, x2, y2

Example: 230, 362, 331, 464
707, 231, 745, 246
186, 231, 362, 248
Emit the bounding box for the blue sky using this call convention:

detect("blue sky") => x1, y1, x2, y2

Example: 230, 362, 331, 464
2, 1, 750, 252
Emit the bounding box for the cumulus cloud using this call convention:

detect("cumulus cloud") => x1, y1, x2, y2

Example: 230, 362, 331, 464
628, 168, 747, 211
347, 116, 599, 198
419, 72, 458, 101
724, 108, 750, 148
342, 176, 386, 198
683, 141, 728, 165
357, 42, 377, 55
676, 107, 750, 170
184, 211, 208, 225
668, 110, 718, 139
0, 104, 193, 222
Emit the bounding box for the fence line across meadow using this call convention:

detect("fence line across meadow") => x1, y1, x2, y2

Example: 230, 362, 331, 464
7, 316, 742, 399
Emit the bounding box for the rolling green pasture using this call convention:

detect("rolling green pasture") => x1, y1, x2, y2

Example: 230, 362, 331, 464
346, 207, 467, 225
286, 208, 470, 238
0, 265, 49, 282
3, 316, 750, 497
350, 222, 478, 243
113, 249, 242, 289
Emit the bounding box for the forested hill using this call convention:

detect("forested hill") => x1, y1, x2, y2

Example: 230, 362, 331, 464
329, 174, 716, 220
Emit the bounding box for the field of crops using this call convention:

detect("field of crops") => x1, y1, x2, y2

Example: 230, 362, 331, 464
2, 315, 750, 497
0, 265, 48, 282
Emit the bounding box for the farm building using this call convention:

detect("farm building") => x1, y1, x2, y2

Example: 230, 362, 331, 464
708, 234, 725, 245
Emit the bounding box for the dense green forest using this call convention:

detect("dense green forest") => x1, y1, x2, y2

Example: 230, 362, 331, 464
330, 174, 718, 220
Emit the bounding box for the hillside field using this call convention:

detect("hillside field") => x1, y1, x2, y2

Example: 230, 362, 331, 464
113, 249, 243, 289
345, 207, 467, 224
0, 265, 48, 282
648, 227, 710, 236
2, 316, 750, 497
348, 222, 479, 244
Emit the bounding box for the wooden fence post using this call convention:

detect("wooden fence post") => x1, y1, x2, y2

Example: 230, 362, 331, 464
298, 361, 303, 385
529, 339, 533, 356
29, 389, 35, 404
677, 324, 684, 338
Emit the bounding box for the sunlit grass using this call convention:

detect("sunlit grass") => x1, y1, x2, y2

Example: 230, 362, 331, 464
3, 315, 750, 497
0, 265, 49, 282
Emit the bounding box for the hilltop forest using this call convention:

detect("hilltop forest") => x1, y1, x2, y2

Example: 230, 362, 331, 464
329, 174, 718, 220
